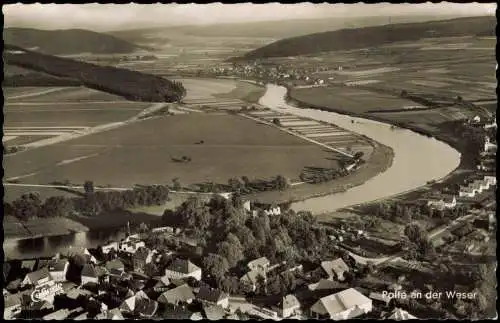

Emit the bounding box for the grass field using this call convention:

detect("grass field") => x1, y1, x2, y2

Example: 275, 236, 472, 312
5, 113, 337, 188
290, 86, 416, 113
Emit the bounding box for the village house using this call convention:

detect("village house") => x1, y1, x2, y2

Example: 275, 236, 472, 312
369, 292, 393, 308
164, 258, 202, 281
4, 291, 28, 319
483, 136, 497, 154
151, 276, 171, 293
427, 195, 457, 210
42, 309, 71, 320
102, 241, 119, 254
388, 308, 418, 320
119, 236, 146, 254
240, 270, 266, 292
133, 247, 151, 274
247, 257, 270, 273
158, 283, 195, 306
95, 308, 125, 320
81, 263, 106, 285
459, 186, 477, 198
21, 267, 52, 287
120, 290, 158, 318
196, 285, 229, 308
48, 258, 70, 282
278, 294, 301, 318
321, 258, 350, 281
203, 304, 226, 321
309, 288, 373, 320
105, 259, 126, 279
308, 279, 340, 292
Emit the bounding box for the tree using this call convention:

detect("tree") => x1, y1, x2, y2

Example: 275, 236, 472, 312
203, 254, 229, 282
272, 118, 281, 126
83, 180, 95, 195
400, 90, 408, 98
37, 196, 72, 218
218, 236, 244, 268
172, 178, 182, 191
404, 223, 426, 243
12, 192, 42, 220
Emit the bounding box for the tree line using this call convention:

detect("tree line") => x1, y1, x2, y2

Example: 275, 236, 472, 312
4, 181, 170, 221
4, 44, 186, 102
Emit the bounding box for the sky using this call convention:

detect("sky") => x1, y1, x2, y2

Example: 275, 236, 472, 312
3, 3, 496, 31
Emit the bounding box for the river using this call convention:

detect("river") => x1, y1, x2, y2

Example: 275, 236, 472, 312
3, 83, 461, 260
258, 84, 461, 214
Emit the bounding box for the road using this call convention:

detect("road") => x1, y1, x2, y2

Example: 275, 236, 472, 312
2, 182, 231, 196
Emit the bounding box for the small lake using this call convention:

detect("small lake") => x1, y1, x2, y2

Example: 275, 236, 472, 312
259, 84, 461, 214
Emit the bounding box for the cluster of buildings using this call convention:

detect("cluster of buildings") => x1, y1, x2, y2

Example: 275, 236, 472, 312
4, 226, 422, 321
206, 62, 333, 86
458, 175, 496, 198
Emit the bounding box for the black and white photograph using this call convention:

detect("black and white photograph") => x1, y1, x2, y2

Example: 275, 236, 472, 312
2, 2, 497, 320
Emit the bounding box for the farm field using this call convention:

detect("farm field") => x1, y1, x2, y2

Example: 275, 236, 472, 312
290, 86, 417, 113
4, 103, 147, 127
4, 113, 337, 190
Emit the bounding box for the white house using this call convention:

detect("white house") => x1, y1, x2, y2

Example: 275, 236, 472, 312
164, 259, 202, 281
459, 187, 477, 198
483, 175, 497, 186
388, 308, 418, 320
279, 294, 301, 318
427, 195, 457, 210
102, 241, 119, 254
310, 288, 372, 320
484, 120, 497, 129
4, 292, 24, 319
119, 237, 146, 254
264, 206, 281, 216
247, 257, 270, 273
483, 137, 497, 153
48, 259, 70, 282
240, 270, 266, 292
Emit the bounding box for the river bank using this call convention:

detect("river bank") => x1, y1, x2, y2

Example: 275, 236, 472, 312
247, 142, 394, 205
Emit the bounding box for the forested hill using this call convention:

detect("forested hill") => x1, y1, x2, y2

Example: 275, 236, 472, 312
4, 28, 145, 55
233, 16, 495, 61
4, 45, 186, 102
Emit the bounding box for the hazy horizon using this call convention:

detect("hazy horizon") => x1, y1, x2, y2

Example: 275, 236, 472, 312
4, 3, 496, 32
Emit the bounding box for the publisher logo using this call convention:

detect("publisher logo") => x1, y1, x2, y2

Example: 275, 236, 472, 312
31, 281, 64, 302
